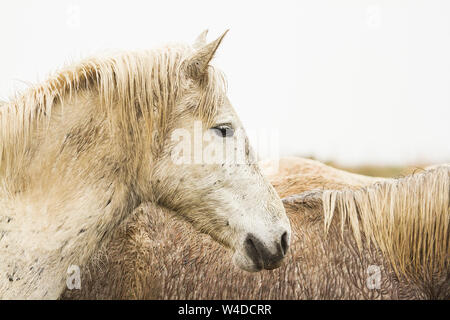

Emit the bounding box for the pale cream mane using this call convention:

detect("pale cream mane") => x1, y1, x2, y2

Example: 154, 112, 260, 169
0, 45, 226, 182
322, 165, 449, 280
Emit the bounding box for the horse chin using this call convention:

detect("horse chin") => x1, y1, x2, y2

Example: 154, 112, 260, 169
232, 250, 264, 272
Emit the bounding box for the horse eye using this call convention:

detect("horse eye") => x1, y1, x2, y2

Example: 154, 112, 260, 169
211, 124, 234, 138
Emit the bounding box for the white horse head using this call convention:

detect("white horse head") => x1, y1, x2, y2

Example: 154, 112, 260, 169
144, 30, 291, 271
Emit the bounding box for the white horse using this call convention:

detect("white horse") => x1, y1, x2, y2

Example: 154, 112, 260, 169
0, 31, 291, 299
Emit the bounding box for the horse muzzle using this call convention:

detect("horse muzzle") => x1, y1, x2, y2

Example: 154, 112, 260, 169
233, 229, 290, 272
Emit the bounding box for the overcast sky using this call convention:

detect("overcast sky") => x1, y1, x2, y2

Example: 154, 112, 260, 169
1, 0, 449, 166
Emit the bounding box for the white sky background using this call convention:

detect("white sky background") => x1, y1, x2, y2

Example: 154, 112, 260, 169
0, 0, 449, 166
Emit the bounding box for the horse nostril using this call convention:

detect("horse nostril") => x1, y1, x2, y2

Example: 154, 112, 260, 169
244, 234, 263, 270
280, 231, 289, 256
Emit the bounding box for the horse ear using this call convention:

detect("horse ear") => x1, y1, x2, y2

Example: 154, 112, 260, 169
184, 29, 229, 80
193, 30, 209, 49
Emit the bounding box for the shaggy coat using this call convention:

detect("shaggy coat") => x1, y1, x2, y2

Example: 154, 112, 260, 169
62, 158, 449, 299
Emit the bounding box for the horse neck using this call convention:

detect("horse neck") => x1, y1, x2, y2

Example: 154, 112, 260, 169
0, 92, 144, 299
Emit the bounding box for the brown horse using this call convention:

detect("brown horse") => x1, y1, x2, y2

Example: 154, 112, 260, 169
62, 158, 449, 299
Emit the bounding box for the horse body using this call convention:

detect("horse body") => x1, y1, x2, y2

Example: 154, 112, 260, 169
0, 91, 127, 299
62, 159, 449, 299
0, 32, 290, 299
263, 157, 385, 198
